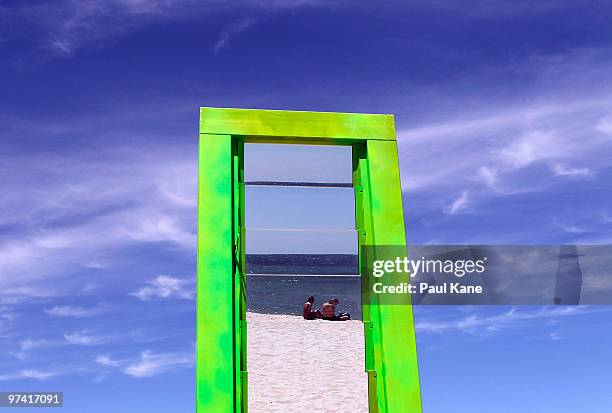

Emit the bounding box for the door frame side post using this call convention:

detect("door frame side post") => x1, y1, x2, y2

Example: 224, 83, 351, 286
364, 139, 422, 413
232, 138, 248, 413
197, 133, 236, 412
353, 142, 379, 413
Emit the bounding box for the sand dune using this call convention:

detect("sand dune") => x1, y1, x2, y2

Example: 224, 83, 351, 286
247, 312, 368, 412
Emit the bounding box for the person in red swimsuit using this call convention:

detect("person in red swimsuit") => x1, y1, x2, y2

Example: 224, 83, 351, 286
303, 296, 322, 320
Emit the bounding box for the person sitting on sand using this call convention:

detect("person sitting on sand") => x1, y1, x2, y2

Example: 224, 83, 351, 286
321, 298, 350, 321
303, 296, 322, 320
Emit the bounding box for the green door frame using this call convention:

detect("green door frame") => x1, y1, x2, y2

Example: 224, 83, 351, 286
197, 107, 422, 413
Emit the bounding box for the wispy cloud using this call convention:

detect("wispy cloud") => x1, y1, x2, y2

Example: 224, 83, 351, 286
64, 330, 114, 346
124, 350, 194, 378
398, 48, 612, 200
15, 329, 115, 359
4, 0, 334, 62
213, 18, 257, 53
398, 51, 612, 243
397, 48, 612, 244
551, 163, 593, 178
0, 369, 59, 381
499, 131, 561, 169
0, 306, 15, 334
11, 0, 219, 59
131, 275, 194, 301
549, 327, 563, 341
13, 338, 52, 360
407, 0, 599, 19
44, 304, 105, 318
95, 349, 194, 378
95, 354, 120, 367
477, 166, 497, 188
0, 140, 197, 302
415, 306, 598, 336
445, 191, 469, 214
595, 113, 612, 135
559, 224, 584, 234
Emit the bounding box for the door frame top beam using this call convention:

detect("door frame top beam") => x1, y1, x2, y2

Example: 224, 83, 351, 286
200, 107, 396, 143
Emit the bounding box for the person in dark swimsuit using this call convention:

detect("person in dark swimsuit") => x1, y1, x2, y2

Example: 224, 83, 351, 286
303, 296, 322, 320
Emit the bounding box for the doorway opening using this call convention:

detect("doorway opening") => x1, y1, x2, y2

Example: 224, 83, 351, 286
244, 143, 367, 412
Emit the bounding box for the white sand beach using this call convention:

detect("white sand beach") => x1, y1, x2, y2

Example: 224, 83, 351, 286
247, 312, 368, 412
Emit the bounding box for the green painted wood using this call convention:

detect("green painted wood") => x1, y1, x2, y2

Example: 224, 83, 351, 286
232, 139, 247, 413
364, 140, 423, 413
200, 107, 396, 142
197, 134, 236, 412
353, 143, 380, 413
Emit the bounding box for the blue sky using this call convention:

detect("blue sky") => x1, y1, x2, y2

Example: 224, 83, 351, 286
1, 1, 612, 412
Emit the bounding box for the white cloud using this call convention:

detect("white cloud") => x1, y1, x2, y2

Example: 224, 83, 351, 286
397, 82, 612, 234
19, 338, 49, 352
96, 355, 120, 367
13, 338, 51, 359
20, 369, 58, 379
0, 142, 197, 302
44, 305, 104, 318
131, 275, 194, 301
595, 114, 612, 135
14, 329, 114, 359
477, 166, 497, 188
64, 330, 113, 345
94, 348, 194, 378
0, 369, 59, 381
398, 89, 612, 198
214, 18, 257, 53
445, 191, 469, 214
12, 337, 80, 360
549, 328, 563, 341
123, 350, 194, 378
17, 0, 218, 58
560, 224, 584, 234
7, 0, 332, 61
408, 0, 596, 19
0, 306, 15, 332
551, 163, 593, 178
398, 99, 597, 144
415, 306, 596, 335
499, 131, 560, 168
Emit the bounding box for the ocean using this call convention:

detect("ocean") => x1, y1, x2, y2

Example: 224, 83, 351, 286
246, 254, 363, 319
